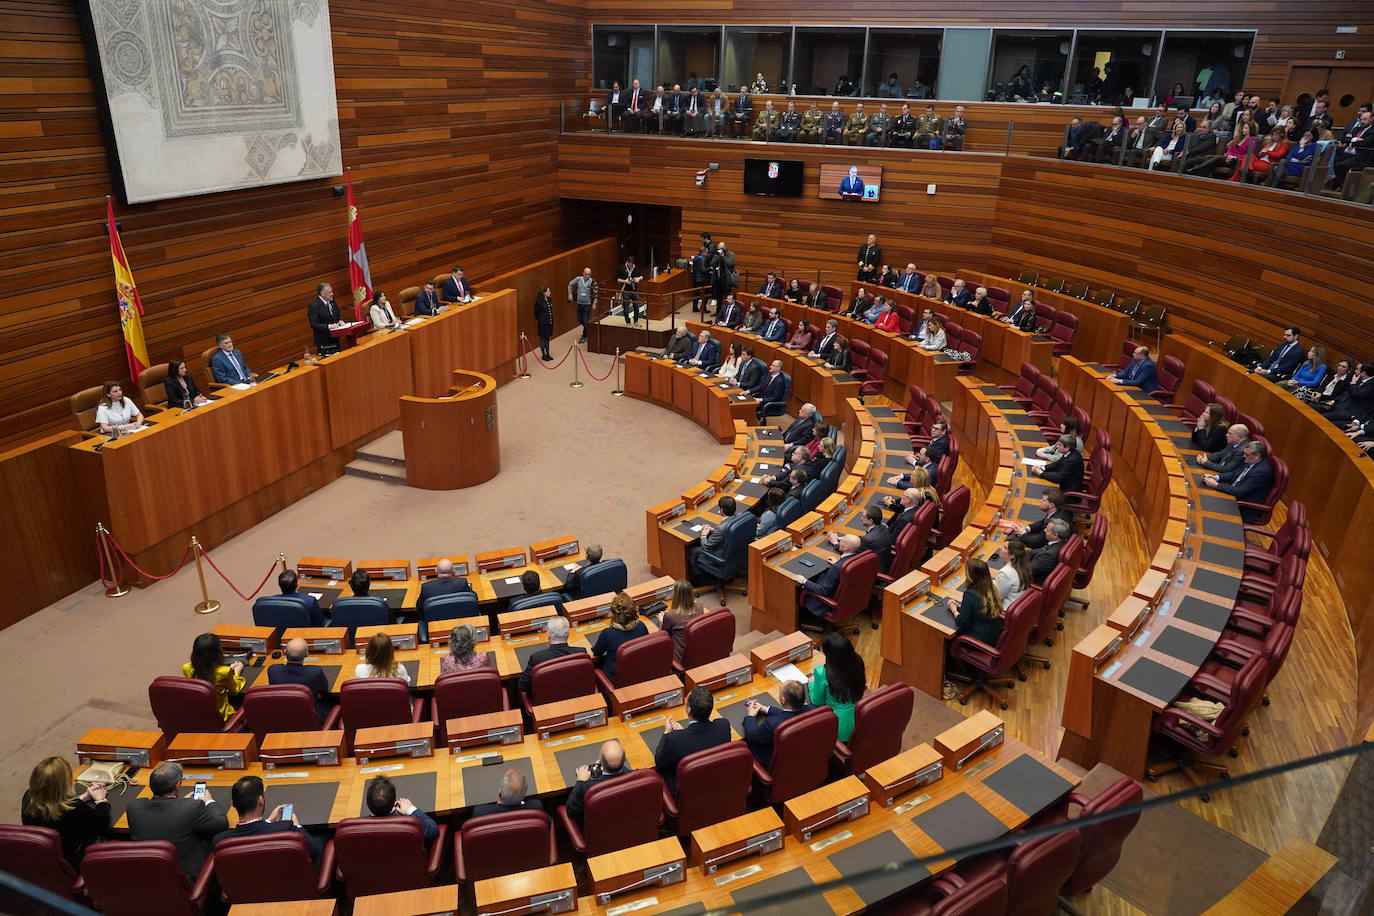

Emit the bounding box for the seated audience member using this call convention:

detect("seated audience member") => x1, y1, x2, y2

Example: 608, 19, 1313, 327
943, 279, 971, 309
751, 361, 789, 420
563, 544, 603, 599
417, 558, 472, 613
830, 505, 892, 571
22, 756, 109, 866
877, 264, 900, 288
1009, 491, 1073, 549
658, 579, 705, 661
183, 633, 245, 721
1202, 441, 1274, 523
783, 403, 821, 445
809, 320, 840, 361
1190, 403, 1229, 454
565, 740, 632, 823
1187, 121, 1249, 175
777, 101, 802, 142
1317, 363, 1373, 427
268, 638, 332, 721
766, 446, 810, 491
127, 761, 227, 882
1280, 130, 1317, 182
756, 271, 783, 300
591, 592, 648, 683
1299, 357, 1350, 404
1086, 115, 1127, 163
363, 775, 439, 842
875, 301, 902, 332
804, 284, 829, 312
517, 616, 586, 693
846, 288, 873, 321
755, 487, 787, 539
1036, 417, 1084, 461
918, 316, 947, 351
792, 534, 860, 618
808, 632, 866, 742
348, 568, 374, 598
354, 632, 411, 684
95, 381, 143, 435
967, 287, 995, 316
210, 333, 254, 384
1059, 117, 1089, 160
654, 686, 731, 793
471, 769, 545, 818
163, 359, 208, 409
412, 280, 445, 316
369, 290, 403, 331
759, 307, 788, 342
1040, 434, 1085, 493
275, 569, 326, 626
715, 294, 742, 329
785, 319, 815, 351
661, 327, 693, 361
213, 775, 315, 855
1253, 327, 1304, 380
947, 559, 1003, 645
784, 278, 806, 303
1112, 345, 1158, 390
740, 302, 764, 334
920, 274, 942, 299
1148, 121, 1189, 170
1331, 108, 1374, 188
1280, 346, 1328, 392
692, 496, 738, 577
1236, 126, 1292, 182
825, 336, 853, 371
995, 540, 1032, 604
942, 105, 968, 150
441, 624, 491, 674
742, 680, 810, 768
888, 418, 950, 481
803, 437, 834, 476
881, 487, 924, 540
1027, 518, 1072, 585
1195, 424, 1250, 473
682, 330, 720, 369
736, 346, 767, 392
1005, 289, 1039, 331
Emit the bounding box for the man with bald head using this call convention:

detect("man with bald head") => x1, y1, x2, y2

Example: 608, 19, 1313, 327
472, 768, 544, 817
267, 637, 332, 721
417, 557, 472, 613
1195, 424, 1249, 475
791, 534, 861, 618
565, 739, 631, 823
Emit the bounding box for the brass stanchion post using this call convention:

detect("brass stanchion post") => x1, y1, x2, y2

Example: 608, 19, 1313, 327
611, 347, 624, 396
191, 537, 221, 615
278, 552, 288, 573
97, 523, 129, 598
569, 344, 584, 388
516, 333, 531, 379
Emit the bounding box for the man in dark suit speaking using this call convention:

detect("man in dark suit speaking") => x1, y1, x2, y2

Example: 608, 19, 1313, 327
307, 282, 343, 355
654, 686, 731, 793
838, 166, 866, 198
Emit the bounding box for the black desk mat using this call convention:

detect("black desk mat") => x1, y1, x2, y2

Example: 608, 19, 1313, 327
869, 407, 897, 419
1199, 542, 1245, 569
718, 693, 776, 739
399, 660, 419, 683
1200, 494, 1235, 515
1118, 657, 1191, 702
1152, 627, 1217, 667
461, 757, 537, 806
240, 658, 268, 688
1172, 596, 1232, 631
1016, 503, 1044, 522
981, 754, 1073, 817
513, 642, 548, 668
301, 586, 343, 609
780, 553, 830, 581
1142, 403, 1176, 418
728, 867, 831, 916
676, 520, 706, 537
265, 781, 338, 827
736, 482, 768, 500
1021, 482, 1055, 501
875, 421, 907, 435
987, 551, 1007, 571
757, 446, 784, 459
370, 588, 407, 611
990, 398, 1021, 411
911, 792, 1006, 854
828, 830, 928, 905
885, 454, 913, 469
102, 781, 145, 826
883, 434, 913, 450
831, 372, 858, 384
934, 353, 958, 363
1202, 517, 1244, 542
919, 602, 958, 630
553, 744, 602, 786
1188, 567, 1241, 600
487, 576, 529, 600
755, 428, 782, 440
550, 565, 574, 584
1020, 445, 1045, 459
357, 772, 436, 817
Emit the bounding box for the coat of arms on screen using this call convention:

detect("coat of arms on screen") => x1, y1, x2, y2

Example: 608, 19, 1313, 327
767, 162, 780, 179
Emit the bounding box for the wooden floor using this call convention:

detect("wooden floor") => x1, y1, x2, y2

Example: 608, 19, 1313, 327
851, 394, 1357, 903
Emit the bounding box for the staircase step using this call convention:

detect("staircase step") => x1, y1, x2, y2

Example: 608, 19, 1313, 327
344, 456, 407, 484
354, 430, 406, 466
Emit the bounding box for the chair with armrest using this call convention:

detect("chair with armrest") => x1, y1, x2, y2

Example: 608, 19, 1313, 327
1197, 621, 1294, 709
694, 513, 755, 596
199, 346, 230, 389
1227, 581, 1300, 646
757, 371, 793, 422
149, 675, 246, 737
557, 769, 666, 856
874, 508, 935, 593
998, 363, 1039, 407
454, 811, 557, 883
957, 331, 982, 376
930, 486, 971, 551
672, 606, 737, 674
797, 478, 826, 513
1165, 379, 1216, 424
1237, 551, 1306, 605
1016, 270, 1037, 285
753, 706, 840, 804
138, 363, 172, 409
1089, 289, 1114, 309
934, 453, 956, 497
419, 591, 481, 642
338, 678, 427, 750
821, 285, 843, 310
82, 839, 211, 916
1114, 297, 1139, 318
243, 684, 341, 743
508, 592, 565, 616
210, 831, 334, 905
1215, 395, 1237, 423
1032, 302, 1057, 332
1115, 339, 1139, 371
0, 825, 84, 910
1150, 354, 1183, 403
857, 348, 889, 398
932, 829, 1078, 916
1026, 374, 1057, 422
663, 741, 756, 836
330, 597, 390, 642
893, 304, 915, 333
331, 815, 447, 899
252, 596, 313, 630
831, 683, 914, 777
1243, 511, 1308, 574
802, 549, 880, 634
1049, 312, 1079, 356
948, 586, 1040, 709
1035, 388, 1073, 438
577, 558, 628, 597
1020, 573, 1064, 670
777, 496, 803, 528
398, 285, 420, 316
1062, 512, 1108, 611
848, 339, 872, 376
1062, 448, 1111, 516
435, 668, 509, 741
1063, 281, 1088, 300
1235, 411, 1266, 438
1050, 776, 1143, 896
1236, 455, 1287, 528
1037, 276, 1065, 293
70, 385, 105, 438
519, 652, 598, 714
595, 629, 673, 692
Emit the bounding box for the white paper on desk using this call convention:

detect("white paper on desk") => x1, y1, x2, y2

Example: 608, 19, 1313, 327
230, 383, 252, 391
770, 663, 809, 685
403, 317, 425, 327
503, 576, 522, 585
690, 525, 703, 533
750, 477, 761, 484
564, 563, 580, 571
1021, 458, 1047, 469
306, 592, 324, 600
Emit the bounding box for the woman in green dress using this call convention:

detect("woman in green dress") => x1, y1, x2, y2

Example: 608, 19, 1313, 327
808, 631, 867, 742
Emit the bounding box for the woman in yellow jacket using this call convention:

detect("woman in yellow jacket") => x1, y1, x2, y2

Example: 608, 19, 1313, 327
182, 633, 245, 721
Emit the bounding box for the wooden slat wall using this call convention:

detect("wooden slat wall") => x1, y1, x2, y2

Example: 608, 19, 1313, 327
0, 0, 589, 451
585, 1, 1374, 101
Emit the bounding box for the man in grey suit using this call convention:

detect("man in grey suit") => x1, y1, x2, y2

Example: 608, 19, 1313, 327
1194, 424, 1249, 474
127, 762, 228, 881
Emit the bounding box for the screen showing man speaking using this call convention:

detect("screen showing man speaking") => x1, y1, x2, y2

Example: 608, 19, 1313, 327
819, 163, 884, 201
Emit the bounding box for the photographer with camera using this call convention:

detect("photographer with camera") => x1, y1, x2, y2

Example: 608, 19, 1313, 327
564, 739, 631, 824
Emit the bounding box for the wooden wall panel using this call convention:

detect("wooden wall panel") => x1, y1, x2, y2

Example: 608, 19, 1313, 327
0, 0, 590, 451
485, 237, 620, 344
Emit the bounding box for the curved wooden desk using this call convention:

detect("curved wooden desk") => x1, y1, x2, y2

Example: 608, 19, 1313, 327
400, 370, 500, 490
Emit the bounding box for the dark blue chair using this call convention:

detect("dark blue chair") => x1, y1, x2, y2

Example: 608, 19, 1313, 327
693, 514, 754, 592
798, 479, 825, 513
820, 461, 842, 494
509, 592, 565, 615
831, 444, 847, 467
330, 597, 389, 642
252, 596, 312, 630
757, 372, 793, 423
777, 496, 804, 528
420, 592, 482, 642
577, 559, 628, 598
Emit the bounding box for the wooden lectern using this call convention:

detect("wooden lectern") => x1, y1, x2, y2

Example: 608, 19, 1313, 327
400, 370, 499, 490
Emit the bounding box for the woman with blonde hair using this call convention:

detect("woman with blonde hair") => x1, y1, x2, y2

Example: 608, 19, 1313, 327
1190, 403, 1227, 453
591, 591, 649, 682
917, 316, 946, 351
920, 274, 941, 299
659, 579, 707, 661
22, 756, 110, 865
355, 632, 411, 683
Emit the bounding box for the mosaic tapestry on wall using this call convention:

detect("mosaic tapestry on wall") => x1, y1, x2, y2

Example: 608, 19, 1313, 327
86, 0, 343, 203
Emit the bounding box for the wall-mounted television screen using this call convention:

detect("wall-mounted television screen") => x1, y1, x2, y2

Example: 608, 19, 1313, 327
743, 158, 804, 196
818, 163, 884, 201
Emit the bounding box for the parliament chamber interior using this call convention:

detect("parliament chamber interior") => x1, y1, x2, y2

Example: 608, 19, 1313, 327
3, 1, 1373, 914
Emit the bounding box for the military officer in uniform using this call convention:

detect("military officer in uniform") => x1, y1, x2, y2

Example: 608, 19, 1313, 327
856, 234, 882, 282
777, 101, 801, 142
534, 285, 555, 360
915, 104, 942, 149
866, 102, 892, 147
799, 102, 823, 143
892, 103, 917, 148
752, 99, 781, 140
844, 102, 869, 146
942, 105, 968, 150
823, 101, 846, 144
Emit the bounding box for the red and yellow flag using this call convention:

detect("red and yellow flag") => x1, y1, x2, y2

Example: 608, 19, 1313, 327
107, 198, 150, 382
345, 170, 373, 317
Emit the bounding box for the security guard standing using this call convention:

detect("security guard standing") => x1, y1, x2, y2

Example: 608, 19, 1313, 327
844, 102, 869, 146
534, 285, 555, 360
751, 99, 781, 140
866, 102, 892, 147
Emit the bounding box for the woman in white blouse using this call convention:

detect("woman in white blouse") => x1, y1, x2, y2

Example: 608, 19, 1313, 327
354, 632, 411, 684
95, 382, 142, 435
369, 291, 403, 331
918, 317, 946, 352
995, 539, 1032, 604
716, 341, 743, 380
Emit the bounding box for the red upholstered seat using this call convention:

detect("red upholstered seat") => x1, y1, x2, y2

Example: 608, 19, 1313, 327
243, 684, 340, 744
595, 629, 673, 693
752, 706, 839, 804
149, 675, 246, 738
931, 486, 971, 550
82, 839, 211, 916
454, 810, 557, 883
519, 651, 598, 714
210, 831, 334, 904
663, 740, 756, 836
672, 606, 736, 673
434, 668, 509, 742
831, 683, 915, 778
338, 678, 427, 750
805, 549, 880, 630
331, 815, 447, 899
0, 825, 84, 910
557, 769, 666, 856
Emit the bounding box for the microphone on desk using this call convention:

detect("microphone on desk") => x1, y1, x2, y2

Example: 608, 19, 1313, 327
92, 432, 118, 453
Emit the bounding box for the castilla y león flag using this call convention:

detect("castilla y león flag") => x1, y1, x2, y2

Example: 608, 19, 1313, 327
107, 198, 149, 382
345, 171, 373, 311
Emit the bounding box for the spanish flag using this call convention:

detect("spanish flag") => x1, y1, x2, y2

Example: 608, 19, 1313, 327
107, 198, 150, 382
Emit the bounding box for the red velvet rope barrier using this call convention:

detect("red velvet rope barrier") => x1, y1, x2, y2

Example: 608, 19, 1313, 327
577, 347, 618, 382
521, 335, 579, 371
105, 531, 193, 581
96, 528, 125, 589
197, 546, 281, 602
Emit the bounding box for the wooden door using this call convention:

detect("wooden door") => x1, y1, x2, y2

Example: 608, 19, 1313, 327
1284, 64, 1374, 126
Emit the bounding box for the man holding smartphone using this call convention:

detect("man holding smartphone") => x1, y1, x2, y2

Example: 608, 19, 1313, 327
127, 761, 228, 881
213, 775, 320, 858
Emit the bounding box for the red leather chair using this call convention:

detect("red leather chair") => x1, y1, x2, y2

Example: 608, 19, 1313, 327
663, 741, 755, 836
1064, 513, 1109, 610
997, 363, 1038, 405
1235, 411, 1266, 439
1027, 374, 1057, 421
986, 286, 1010, 310
1049, 311, 1078, 356
243, 684, 341, 743
930, 486, 971, 550
1032, 301, 1056, 332
1164, 379, 1216, 425
557, 769, 666, 856
1036, 389, 1073, 439
1150, 354, 1184, 403
1020, 576, 1061, 670
82, 840, 210, 916
934, 439, 959, 495
957, 331, 981, 376
1244, 514, 1309, 575
936, 275, 954, 296
1053, 776, 1143, 896
0, 825, 84, 910
1198, 622, 1294, 708
1216, 395, 1238, 423
454, 811, 557, 883
919, 868, 1010, 915
435, 668, 509, 742
893, 304, 915, 333
857, 349, 889, 398
832, 683, 915, 778
210, 831, 335, 904
803, 549, 880, 634
339, 678, 427, 750
1062, 448, 1112, 516
938, 829, 1078, 916
849, 339, 872, 376
1116, 338, 1141, 371
949, 587, 1040, 709
332, 816, 448, 899
943, 320, 963, 343
821, 285, 843, 310
874, 506, 936, 592
149, 675, 246, 737
752, 706, 839, 804
595, 629, 673, 692
672, 606, 737, 674
519, 652, 597, 714
1236, 455, 1288, 527
1237, 551, 1306, 606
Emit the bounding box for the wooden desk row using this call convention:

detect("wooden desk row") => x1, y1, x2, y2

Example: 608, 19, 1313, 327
956, 268, 1130, 366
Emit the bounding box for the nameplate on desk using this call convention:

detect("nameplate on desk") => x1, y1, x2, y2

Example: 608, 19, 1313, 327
964, 757, 998, 778
504, 617, 557, 638
386, 634, 418, 650
168, 750, 245, 769
808, 829, 853, 853
264, 771, 311, 779
110, 747, 153, 767
359, 763, 406, 774
655, 504, 687, 524
892, 793, 932, 815
453, 751, 502, 764
969, 532, 985, 552
713, 864, 764, 885
546, 734, 586, 748
629, 715, 666, 729
606, 898, 658, 916
263, 747, 338, 768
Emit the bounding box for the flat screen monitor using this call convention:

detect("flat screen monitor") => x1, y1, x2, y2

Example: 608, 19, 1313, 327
743, 158, 804, 197
819, 163, 883, 202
